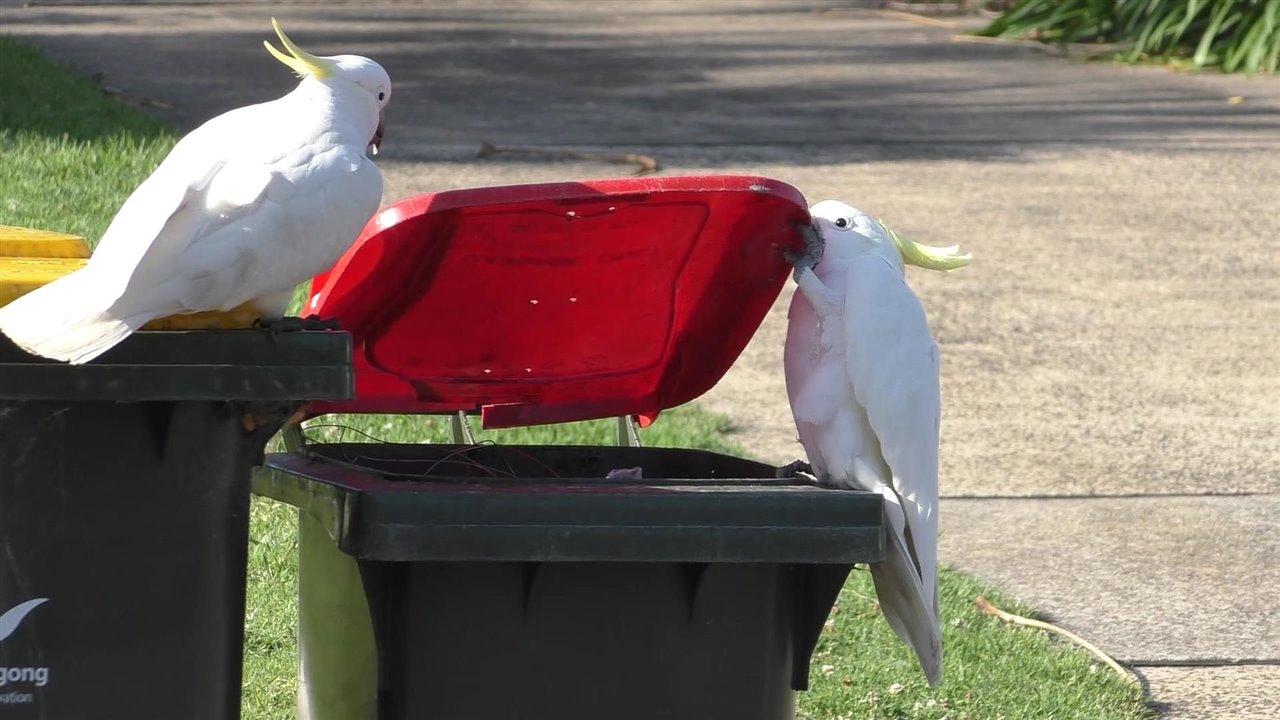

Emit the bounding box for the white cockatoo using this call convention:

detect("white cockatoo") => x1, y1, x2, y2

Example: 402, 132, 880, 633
0, 19, 389, 364
783, 200, 971, 686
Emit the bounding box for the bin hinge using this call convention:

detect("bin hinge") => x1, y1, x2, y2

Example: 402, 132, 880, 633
281, 422, 306, 452
615, 415, 642, 447
450, 411, 476, 444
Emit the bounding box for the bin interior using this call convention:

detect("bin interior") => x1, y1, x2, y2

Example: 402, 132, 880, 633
300, 440, 782, 482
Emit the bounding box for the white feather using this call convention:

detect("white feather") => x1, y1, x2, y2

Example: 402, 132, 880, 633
783, 203, 944, 686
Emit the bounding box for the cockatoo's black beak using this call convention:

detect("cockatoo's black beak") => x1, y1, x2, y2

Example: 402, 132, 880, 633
786, 220, 824, 268
369, 116, 385, 157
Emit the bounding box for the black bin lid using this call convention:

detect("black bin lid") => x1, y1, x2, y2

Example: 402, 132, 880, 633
0, 330, 353, 402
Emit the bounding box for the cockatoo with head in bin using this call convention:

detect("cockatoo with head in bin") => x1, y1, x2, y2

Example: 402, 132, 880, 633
783, 199, 971, 686
0, 19, 390, 364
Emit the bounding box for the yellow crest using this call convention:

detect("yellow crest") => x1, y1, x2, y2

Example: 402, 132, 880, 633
880, 219, 972, 272
263, 17, 336, 80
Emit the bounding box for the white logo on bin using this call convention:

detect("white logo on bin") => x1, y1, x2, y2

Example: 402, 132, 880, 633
0, 599, 47, 643
0, 598, 51, 705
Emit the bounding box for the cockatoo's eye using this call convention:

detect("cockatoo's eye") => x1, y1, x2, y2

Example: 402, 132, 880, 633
834, 217, 850, 229
377, 91, 386, 101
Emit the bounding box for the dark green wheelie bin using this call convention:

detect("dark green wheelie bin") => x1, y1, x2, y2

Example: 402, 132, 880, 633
0, 329, 352, 720
247, 176, 889, 719
254, 443, 884, 720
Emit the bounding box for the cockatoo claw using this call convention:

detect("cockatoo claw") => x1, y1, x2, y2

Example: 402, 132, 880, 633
776, 458, 814, 479
254, 315, 342, 335
300, 314, 342, 331
255, 316, 300, 335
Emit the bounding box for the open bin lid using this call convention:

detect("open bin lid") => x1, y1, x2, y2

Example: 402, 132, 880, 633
304, 175, 811, 428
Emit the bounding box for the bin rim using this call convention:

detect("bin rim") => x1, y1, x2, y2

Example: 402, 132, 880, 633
0, 329, 353, 402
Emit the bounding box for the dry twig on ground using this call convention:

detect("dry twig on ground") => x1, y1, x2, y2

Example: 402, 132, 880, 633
975, 595, 1138, 685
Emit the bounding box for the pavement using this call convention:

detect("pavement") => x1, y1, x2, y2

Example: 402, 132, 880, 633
2, 1, 1278, 717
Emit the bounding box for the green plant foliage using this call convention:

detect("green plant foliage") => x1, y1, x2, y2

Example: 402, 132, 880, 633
976, 0, 1280, 73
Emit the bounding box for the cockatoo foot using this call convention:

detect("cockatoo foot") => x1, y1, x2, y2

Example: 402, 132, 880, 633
776, 458, 814, 479
299, 314, 342, 331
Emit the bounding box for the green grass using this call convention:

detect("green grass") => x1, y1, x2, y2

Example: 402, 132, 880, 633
802, 571, 1152, 719
0, 37, 177, 240
3, 37, 1152, 720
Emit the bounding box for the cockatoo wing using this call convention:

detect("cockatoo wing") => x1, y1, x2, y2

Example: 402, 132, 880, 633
843, 252, 941, 605
89, 101, 285, 287
843, 252, 943, 682
114, 142, 379, 318
101, 99, 376, 308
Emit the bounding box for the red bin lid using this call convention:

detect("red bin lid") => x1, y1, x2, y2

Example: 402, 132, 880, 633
304, 175, 811, 429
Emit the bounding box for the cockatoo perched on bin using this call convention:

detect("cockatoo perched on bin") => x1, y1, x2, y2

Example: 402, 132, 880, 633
0, 19, 390, 364
783, 200, 971, 686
